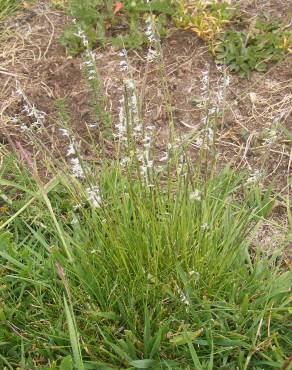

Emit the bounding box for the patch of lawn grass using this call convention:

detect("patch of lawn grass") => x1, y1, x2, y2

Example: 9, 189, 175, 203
0, 0, 22, 23
0, 150, 291, 369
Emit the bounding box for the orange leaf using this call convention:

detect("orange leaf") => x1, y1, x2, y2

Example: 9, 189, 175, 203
114, 2, 123, 15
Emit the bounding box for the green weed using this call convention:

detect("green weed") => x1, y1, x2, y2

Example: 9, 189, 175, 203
61, 0, 176, 55
215, 18, 292, 78
60, 0, 291, 78
174, 0, 236, 47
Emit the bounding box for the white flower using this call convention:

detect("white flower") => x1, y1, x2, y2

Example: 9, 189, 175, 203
201, 69, 209, 97
217, 74, 230, 105
140, 161, 153, 176
88, 123, 98, 128
71, 215, 79, 224
143, 136, 152, 149
20, 123, 29, 131
194, 136, 204, 149
86, 185, 101, 208
139, 132, 154, 182
263, 128, 278, 145
59, 128, 70, 137
120, 157, 130, 166
145, 16, 158, 43
180, 292, 190, 306
133, 124, 142, 134
247, 169, 262, 184
130, 94, 138, 114
118, 49, 127, 57
208, 107, 217, 116
125, 79, 135, 90
15, 82, 46, 129
74, 26, 98, 84
66, 143, 76, 157
146, 48, 159, 61
194, 127, 214, 150
145, 15, 160, 62
115, 97, 127, 139
189, 270, 200, 281
147, 273, 155, 283
249, 92, 257, 104
189, 189, 202, 201
160, 152, 168, 162
74, 27, 89, 48
120, 60, 128, 72
71, 157, 85, 178
206, 127, 214, 141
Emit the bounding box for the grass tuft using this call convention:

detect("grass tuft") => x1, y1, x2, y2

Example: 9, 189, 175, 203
0, 7, 291, 368
0, 152, 291, 368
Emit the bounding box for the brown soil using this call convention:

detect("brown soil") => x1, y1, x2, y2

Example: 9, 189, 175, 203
0, 1, 291, 249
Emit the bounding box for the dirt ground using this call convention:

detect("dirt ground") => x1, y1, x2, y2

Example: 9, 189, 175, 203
0, 1, 291, 251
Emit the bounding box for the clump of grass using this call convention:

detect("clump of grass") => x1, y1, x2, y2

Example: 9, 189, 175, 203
0, 0, 19, 23
0, 19, 291, 370
0, 0, 33, 24
0, 146, 291, 369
